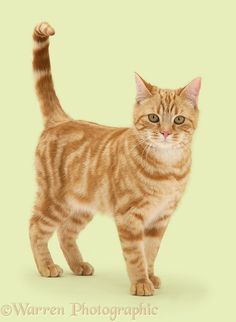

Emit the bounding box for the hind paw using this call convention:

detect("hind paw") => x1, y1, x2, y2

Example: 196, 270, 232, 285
72, 262, 94, 276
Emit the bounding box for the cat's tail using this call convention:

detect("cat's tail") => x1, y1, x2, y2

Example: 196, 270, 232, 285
33, 22, 70, 128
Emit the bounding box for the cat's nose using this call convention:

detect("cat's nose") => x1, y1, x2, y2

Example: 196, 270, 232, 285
160, 131, 171, 139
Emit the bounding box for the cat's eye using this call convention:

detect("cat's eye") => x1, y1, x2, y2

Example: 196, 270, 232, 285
148, 114, 160, 123
174, 115, 185, 125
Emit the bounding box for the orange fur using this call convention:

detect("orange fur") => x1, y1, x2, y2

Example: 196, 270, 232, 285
29, 22, 201, 296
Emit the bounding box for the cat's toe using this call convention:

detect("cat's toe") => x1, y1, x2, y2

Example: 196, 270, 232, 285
130, 279, 155, 296
39, 264, 63, 277
149, 275, 161, 289
72, 262, 94, 276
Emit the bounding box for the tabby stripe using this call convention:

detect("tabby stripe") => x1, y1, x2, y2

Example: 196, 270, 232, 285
118, 227, 143, 241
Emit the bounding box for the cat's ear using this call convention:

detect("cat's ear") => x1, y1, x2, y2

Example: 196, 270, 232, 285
180, 77, 201, 107
135, 73, 153, 103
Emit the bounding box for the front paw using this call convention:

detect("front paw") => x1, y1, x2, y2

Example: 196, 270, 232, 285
130, 279, 154, 296
39, 264, 63, 277
149, 275, 161, 289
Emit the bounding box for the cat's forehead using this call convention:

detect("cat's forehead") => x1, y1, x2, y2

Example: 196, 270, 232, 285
158, 89, 179, 106
152, 87, 182, 100
145, 87, 183, 114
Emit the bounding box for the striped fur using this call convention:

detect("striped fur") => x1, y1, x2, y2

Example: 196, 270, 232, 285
29, 22, 201, 296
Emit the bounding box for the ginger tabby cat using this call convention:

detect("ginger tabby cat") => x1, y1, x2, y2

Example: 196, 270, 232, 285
29, 22, 201, 296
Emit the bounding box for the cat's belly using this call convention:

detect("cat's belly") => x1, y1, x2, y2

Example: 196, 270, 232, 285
65, 174, 187, 220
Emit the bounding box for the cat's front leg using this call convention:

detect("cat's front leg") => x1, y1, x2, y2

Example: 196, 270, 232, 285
115, 212, 154, 296
144, 214, 171, 288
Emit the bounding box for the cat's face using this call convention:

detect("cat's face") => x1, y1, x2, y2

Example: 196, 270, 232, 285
133, 74, 201, 149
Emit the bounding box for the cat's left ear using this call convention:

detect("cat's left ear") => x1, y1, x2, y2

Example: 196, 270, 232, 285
135, 73, 153, 103
180, 77, 201, 107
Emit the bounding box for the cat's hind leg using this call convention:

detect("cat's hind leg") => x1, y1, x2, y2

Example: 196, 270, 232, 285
57, 211, 94, 276
29, 201, 66, 277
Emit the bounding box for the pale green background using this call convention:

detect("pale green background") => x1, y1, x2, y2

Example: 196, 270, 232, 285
0, 0, 235, 321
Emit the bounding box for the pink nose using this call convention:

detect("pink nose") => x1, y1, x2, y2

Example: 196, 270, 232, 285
160, 131, 171, 139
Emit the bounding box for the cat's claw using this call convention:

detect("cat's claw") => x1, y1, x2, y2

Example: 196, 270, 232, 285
130, 279, 155, 296
149, 275, 161, 289
72, 262, 94, 276
39, 264, 63, 277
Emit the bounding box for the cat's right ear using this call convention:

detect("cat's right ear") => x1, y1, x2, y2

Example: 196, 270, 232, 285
135, 73, 153, 103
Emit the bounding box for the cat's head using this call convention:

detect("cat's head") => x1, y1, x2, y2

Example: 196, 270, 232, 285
133, 73, 201, 149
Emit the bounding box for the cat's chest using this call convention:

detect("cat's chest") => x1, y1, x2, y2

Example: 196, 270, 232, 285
144, 179, 186, 227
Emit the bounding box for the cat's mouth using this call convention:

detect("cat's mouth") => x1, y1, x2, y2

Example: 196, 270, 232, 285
153, 135, 175, 146
154, 137, 182, 149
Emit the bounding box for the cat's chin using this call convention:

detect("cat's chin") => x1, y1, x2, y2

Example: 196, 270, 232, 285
155, 141, 181, 149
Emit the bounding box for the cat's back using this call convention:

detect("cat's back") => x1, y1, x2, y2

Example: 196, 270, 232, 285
37, 119, 127, 146
35, 119, 129, 181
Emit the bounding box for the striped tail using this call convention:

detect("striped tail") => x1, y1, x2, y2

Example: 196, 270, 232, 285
33, 22, 70, 127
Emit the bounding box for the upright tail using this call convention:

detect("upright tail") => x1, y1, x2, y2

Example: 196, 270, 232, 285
33, 22, 70, 127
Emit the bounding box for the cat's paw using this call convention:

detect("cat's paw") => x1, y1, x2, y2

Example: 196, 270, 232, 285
39, 264, 63, 277
72, 262, 94, 276
130, 279, 155, 296
149, 275, 161, 289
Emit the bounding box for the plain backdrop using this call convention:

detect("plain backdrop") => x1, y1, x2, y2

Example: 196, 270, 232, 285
0, 1, 235, 321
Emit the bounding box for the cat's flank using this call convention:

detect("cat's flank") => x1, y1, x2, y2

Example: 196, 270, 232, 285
29, 22, 201, 296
